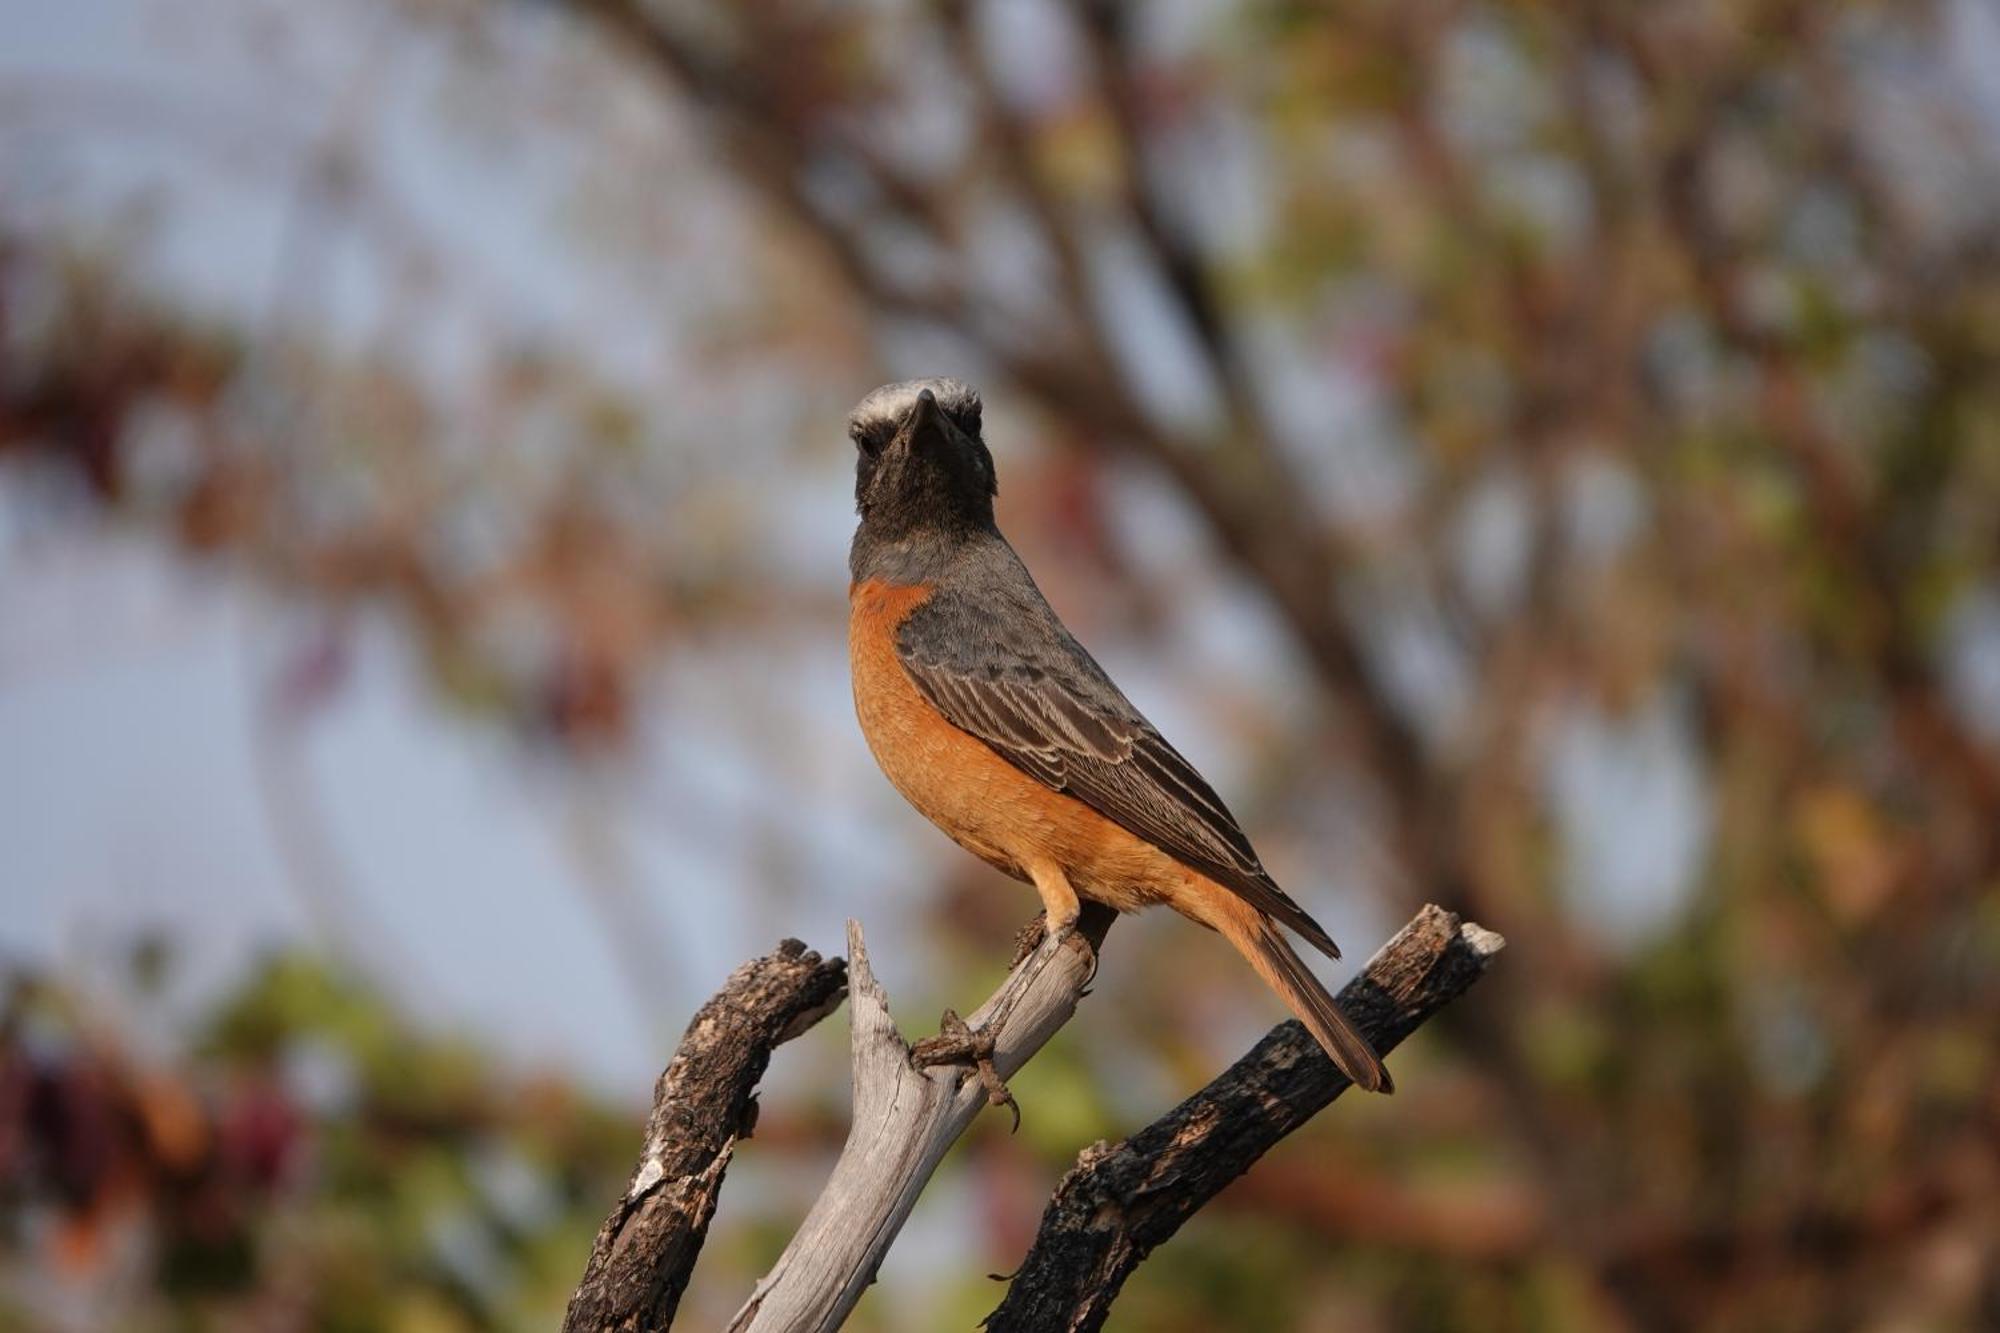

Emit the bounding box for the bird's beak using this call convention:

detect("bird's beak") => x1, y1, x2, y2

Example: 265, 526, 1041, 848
899, 387, 950, 454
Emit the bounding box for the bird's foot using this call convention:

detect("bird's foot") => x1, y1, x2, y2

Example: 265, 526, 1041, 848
1048, 915, 1099, 989
912, 1008, 1019, 1131
1009, 913, 1048, 966
1012, 912, 1097, 985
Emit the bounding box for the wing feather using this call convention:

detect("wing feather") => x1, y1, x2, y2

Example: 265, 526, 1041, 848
897, 628, 1340, 960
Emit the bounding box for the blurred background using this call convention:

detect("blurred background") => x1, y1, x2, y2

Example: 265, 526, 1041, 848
4, 0, 2000, 1329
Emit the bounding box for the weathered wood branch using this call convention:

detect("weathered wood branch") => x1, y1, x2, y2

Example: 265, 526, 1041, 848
986, 904, 1505, 1332
562, 939, 848, 1333
564, 906, 1496, 1332
727, 904, 1118, 1333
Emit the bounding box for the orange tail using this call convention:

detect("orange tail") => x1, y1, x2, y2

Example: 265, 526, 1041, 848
1207, 895, 1392, 1094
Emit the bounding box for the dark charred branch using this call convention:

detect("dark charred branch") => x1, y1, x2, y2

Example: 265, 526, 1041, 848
561, 939, 848, 1333
986, 905, 1504, 1332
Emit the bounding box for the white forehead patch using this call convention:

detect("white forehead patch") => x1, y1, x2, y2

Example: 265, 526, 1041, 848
846, 377, 982, 436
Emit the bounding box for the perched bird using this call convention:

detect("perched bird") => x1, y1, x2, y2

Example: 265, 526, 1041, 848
845, 378, 1391, 1094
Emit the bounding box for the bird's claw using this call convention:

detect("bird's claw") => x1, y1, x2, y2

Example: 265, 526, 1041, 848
1048, 917, 1098, 988
1012, 912, 1096, 982
1009, 914, 1048, 966
912, 1008, 1020, 1131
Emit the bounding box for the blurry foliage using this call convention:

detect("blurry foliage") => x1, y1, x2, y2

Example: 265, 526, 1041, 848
6, 0, 2000, 1329
0, 952, 634, 1332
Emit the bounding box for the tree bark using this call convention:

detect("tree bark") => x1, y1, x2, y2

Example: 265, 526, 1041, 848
987, 904, 1505, 1332
562, 938, 848, 1333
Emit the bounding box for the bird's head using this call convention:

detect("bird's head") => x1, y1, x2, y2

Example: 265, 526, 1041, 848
848, 377, 996, 539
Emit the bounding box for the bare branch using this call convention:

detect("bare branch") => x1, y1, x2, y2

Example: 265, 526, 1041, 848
562, 939, 848, 1333
727, 904, 1117, 1333
987, 905, 1504, 1332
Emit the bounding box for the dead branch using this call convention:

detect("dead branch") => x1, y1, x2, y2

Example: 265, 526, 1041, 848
562, 938, 848, 1333
564, 903, 1499, 1331
726, 904, 1117, 1333
987, 904, 1505, 1332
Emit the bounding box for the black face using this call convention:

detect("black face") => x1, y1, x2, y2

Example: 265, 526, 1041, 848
848, 378, 996, 538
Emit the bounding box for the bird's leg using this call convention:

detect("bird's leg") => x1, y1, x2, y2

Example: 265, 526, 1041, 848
990, 865, 1095, 1028
1027, 861, 1090, 966
912, 1008, 1018, 1131
1032, 860, 1112, 984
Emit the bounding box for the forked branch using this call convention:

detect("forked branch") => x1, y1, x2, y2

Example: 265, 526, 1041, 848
727, 904, 1118, 1333
563, 905, 1499, 1332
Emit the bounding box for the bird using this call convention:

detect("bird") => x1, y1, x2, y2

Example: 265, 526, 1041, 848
845, 377, 1391, 1095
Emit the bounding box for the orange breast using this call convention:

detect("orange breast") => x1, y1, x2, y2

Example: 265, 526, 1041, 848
848, 578, 1190, 911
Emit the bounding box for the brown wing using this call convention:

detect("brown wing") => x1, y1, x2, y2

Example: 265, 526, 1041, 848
897, 634, 1342, 960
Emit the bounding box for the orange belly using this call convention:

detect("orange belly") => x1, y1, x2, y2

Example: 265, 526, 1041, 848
848, 578, 1193, 913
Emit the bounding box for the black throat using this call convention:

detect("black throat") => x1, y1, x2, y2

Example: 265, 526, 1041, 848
849, 507, 997, 585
